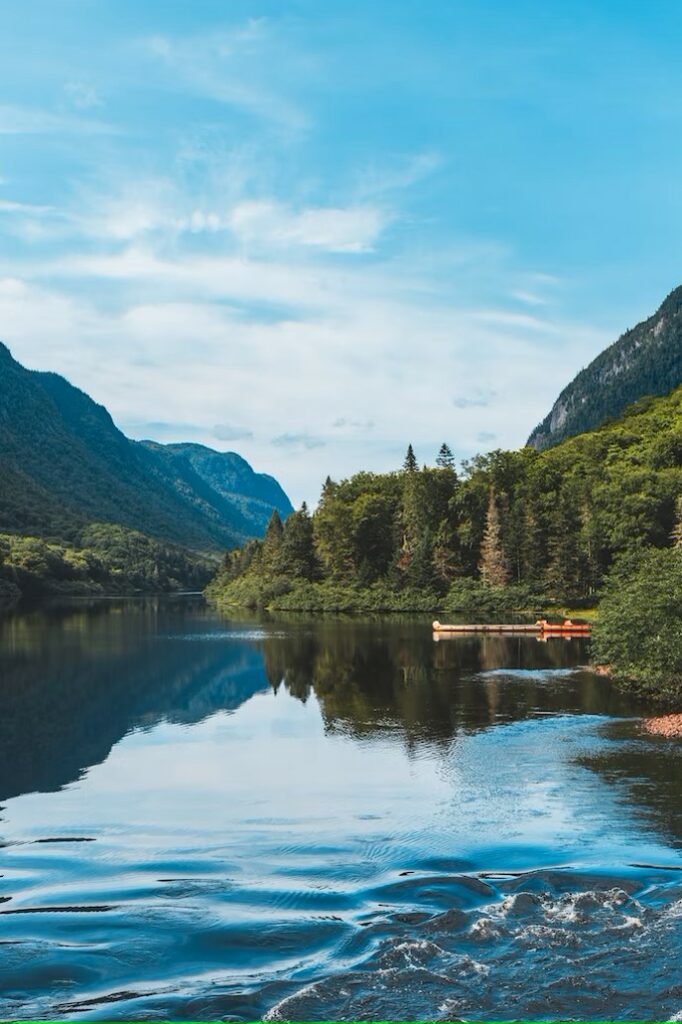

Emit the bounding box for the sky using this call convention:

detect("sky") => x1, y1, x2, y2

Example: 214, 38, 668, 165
3, 1, 682, 505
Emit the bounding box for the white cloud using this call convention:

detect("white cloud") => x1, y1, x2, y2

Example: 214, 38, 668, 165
356, 151, 444, 198
59, 178, 387, 255
213, 423, 254, 442
64, 80, 103, 111
272, 432, 326, 450
0, 199, 56, 216
0, 104, 114, 135
228, 199, 388, 252
139, 21, 309, 134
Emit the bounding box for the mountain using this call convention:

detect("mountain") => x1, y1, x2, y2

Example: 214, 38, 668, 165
528, 285, 682, 450
0, 342, 292, 551
139, 441, 291, 540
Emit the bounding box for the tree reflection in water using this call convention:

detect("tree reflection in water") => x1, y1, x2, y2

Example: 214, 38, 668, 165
1, 601, 674, 847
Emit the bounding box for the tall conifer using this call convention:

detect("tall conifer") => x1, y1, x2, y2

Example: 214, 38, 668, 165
478, 488, 509, 587
403, 444, 417, 472
436, 443, 455, 469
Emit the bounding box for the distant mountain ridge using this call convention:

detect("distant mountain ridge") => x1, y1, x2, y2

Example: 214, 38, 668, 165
0, 343, 292, 550
528, 285, 682, 449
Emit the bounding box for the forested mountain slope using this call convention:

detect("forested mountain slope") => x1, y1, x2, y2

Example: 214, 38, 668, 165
139, 441, 291, 540
528, 285, 682, 450
0, 343, 292, 550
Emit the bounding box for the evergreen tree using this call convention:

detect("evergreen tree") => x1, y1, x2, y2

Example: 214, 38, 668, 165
478, 488, 509, 587
351, 491, 395, 582
672, 495, 682, 548
432, 516, 461, 585
261, 509, 284, 575
314, 483, 355, 580
403, 444, 417, 472
280, 504, 318, 580
436, 443, 455, 469
545, 486, 583, 598
406, 526, 437, 590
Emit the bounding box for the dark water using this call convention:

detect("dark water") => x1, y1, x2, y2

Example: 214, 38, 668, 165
1, 599, 682, 1020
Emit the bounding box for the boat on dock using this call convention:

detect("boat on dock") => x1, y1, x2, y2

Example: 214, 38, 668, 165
432, 618, 591, 636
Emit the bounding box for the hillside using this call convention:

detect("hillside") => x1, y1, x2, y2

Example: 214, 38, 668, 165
528, 285, 682, 450
0, 343, 292, 552
139, 441, 291, 540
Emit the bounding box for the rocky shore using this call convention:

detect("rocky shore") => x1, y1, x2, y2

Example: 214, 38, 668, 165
642, 714, 682, 738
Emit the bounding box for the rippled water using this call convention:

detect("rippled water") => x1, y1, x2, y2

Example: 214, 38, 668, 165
1, 598, 682, 1020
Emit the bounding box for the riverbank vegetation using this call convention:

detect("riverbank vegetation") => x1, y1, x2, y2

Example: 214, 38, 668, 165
0, 525, 216, 608
592, 547, 682, 702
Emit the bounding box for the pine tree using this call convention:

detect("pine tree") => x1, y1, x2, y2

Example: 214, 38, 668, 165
545, 486, 582, 598
280, 503, 318, 580
406, 526, 437, 589
673, 495, 682, 548
436, 443, 455, 469
478, 488, 509, 587
261, 509, 284, 575
403, 444, 417, 472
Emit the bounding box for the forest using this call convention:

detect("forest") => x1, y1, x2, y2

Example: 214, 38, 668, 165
0, 524, 216, 609
209, 386, 682, 610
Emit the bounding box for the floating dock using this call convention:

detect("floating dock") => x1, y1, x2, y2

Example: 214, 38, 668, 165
432, 619, 591, 636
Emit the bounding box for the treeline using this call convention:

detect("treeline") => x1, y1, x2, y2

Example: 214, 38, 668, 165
0, 524, 217, 609
208, 386, 682, 614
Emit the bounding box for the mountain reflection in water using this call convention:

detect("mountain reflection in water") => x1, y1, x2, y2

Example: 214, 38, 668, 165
0, 600, 631, 803
0, 599, 681, 1021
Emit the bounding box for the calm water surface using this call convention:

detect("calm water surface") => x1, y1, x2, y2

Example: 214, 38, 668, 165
1, 598, 682, 1020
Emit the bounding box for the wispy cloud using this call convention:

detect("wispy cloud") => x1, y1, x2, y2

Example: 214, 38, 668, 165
139, 21, 309, 133
332, 417, 375, 431
0, 103, 114, 135
214, 423, 254, 442
272, 432, 326, 450
0, 199, 56, 216
229, 199, 388, 253
123, 420, 206, 440
64, 80, 103, 111
356, 151, 444, 198
453, 388, 497, 409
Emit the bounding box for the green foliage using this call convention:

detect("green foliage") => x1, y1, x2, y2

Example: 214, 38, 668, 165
0, 526, 216, 602
208, 392, 682, 620
443, 579, 542, 620
592, 548, 682, 701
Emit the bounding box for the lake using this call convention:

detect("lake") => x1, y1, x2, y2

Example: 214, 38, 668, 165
1, 598, 681, 1020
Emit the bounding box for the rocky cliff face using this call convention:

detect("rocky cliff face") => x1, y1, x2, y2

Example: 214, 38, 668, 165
528, 286, 682, 450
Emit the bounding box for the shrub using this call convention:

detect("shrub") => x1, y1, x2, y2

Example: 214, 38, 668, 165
592, 548, 682, 702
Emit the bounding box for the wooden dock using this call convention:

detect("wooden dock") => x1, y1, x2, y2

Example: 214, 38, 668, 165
433, 622, 538, 634
432, 619, 591, 636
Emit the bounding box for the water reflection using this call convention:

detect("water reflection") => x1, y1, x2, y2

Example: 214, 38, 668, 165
262, 621, 638, 746
0, 602, 639, 807
0, 598, 270, 801
579, 721, 682, 849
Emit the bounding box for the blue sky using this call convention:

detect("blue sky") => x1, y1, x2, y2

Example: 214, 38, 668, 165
2, 1, 682, 503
